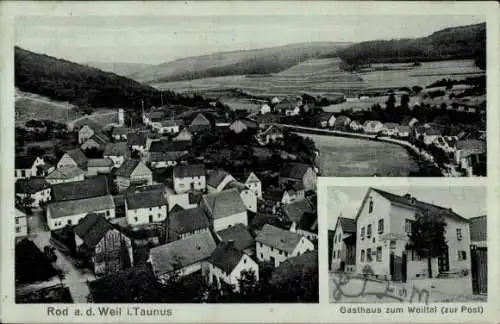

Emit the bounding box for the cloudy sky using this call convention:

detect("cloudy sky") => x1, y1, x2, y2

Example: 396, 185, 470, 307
15, 15, 484, 65
326, 186, 486, 229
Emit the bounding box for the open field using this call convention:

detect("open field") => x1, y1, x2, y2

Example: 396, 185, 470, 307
15, 89, 81, 125
153, 58, 484, 111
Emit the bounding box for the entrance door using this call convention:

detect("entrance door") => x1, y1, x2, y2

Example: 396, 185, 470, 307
390, 252, 407, 283
270, 256, 276, 267
149, 215, 153, 223
471, 247, 487, 295
438, 245, 450, 272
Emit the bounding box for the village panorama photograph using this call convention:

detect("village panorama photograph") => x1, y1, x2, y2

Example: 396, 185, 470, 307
328, 185, 487, 304
13, 13, 485, 303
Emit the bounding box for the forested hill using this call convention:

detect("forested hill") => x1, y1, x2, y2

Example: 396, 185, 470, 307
337, 23, 486, 69
14, 47, 211, 111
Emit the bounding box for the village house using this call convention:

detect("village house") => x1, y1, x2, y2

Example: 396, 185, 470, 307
260, 103, 271, 115
314, 112, 335, 128
282, 199, 318, 242
354, 188, 471, 281
149, 151, 186, 169
51, 175, 110, 202
172, 128, 193, 142
15, 208, 28, 240
454, 139, 486, 176
115, 159, 153, 191
149, 231, 217, 282
363, 120, 386, 134
245, 172, 262, 199
255, 224, 315, 268
57, 148, 88, 170
103, 142, 131, 168
333, 115, 352, 130
46, 194, 116, 231
229, 119, 259, 134
167, 206, 211, 242
124, 189, 167, 227
80, 132, 110, 151
45, 166, 85, 185
206, 170, 236, 193
172, 164, 206, 194
216, 223, 255, 256
15, 156, 46, 179
422, 128, 442, 145
189, 113, 212, 132
202, 188, 248, 232
397, 125, 411, 138
86, 158, 114, 176
204, 241, 259, 291
281, 183, 306, 204
15, 178, 51, 208
127, 132, 147, 153
166, 192, 201, 212
142, 110, 165, 127
349, 120, 363, 131
111, 127, 129, 141
154, 120, 181, 135
279, 163, 316, 191
78, 124, 97, 144
74, 213, 134, 276
383, 123, 400, 136
330, 217, 357, 273
224, 180, 258, 213
146, 140, 190, 162
256, 125, 284, 145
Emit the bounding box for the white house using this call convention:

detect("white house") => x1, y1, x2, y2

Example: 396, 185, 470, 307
206, 170, 235, 193
15, 178, 51, 208
166, 192, 200, 211
257, 125, 284, 145
224, 181, 258, 213
15, 156, 46, 179
86, 158, 114, 176
57, 148, 88, 170
173, 128, 193, 142
349, 120, 363, 131
260, 104, 271, 115
111, 127, 129, 141
204, 242, 259, 291
167, 206, 211, 242
154, 120, 181, 135
127, 132, 147, 153
78, 124, 96, 144
125, 189, 168, 227
172, 164, 206, 194
115, 159, 153, 191
363, 120, 386, 134
245, 172, 262, 199
255, 224, 315, 268
383, 123, 400, 136
45, 166, 85, 185
354, 187, 471, 281
46, 195, 116, 231
398, 126, 411, 138
423, 128, 442, 145
330, 217, 357, 273
15, 208, 28, 240
149, 231, 217, 282
202, 188, 248, 232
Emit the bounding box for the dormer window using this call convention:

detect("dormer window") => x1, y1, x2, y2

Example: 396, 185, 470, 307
411, 198, 416, 205
369, 198, 374, 213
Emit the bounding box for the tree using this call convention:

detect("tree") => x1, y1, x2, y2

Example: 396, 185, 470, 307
400, 94, 410, 112
237, 269, 260, 299
19, 195, 35, 215
412, 85, 423, 94
407, 210, 447, 278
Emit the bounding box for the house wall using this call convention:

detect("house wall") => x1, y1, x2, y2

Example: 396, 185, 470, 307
297, 229, 317, 242
331, 225, 345, 271
207, 175, 235, 193
47, 207, 115, 231
16, 188, 51, 208
126, 204, 167, 227
93, 229, 134, 276
213, 211, 248, 232
356, 190, 392, 277
292, 236, 315, 257
327, 116, 336, 127
167, 193, 197, 211
424, 134, 440, 145
46, 174, 85, 185
78, 126, 95, 144
407, 258, 439, 279
246, 181, 262, 199
86, 166, 112, 176
256, 241, 291, 267
240, 190, 257, 213
57, 154, 78, 169
445, 216, 471, 273
15, 214, 28, 239
207, 254, 259, 291
174, 175, 206, 194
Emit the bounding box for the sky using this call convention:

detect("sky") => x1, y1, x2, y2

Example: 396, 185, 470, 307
326, 186, 487, 229
14, 15, 485, 65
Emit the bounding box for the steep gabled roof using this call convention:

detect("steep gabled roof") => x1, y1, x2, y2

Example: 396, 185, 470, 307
282, 199, 314, 224
280, 163, 312, 180
255, 224, 303, 253
46, 166, 84, 180
103, 142, 131, 157
66, 148, 88, 166
52, 175, 109, 202
338, 217, 356, 234
207, 243, 246, 274
469, 215, 486, 243
169, 206, 211, 236
127, 132, 147, 146
149, 231, 216, 274
125, 189, 167, 210
112, 127, 129, 136
216, 223, 254, 251
15, 155, 39, 169
47, 195, 115, 219
15, 178, 50, 194
87, 158, 114, 168
245, 172, 260, 184
203, 188, 247, 220
115, 159, 149, 178
207, 170, 233, 189
190, 113, 211, 126
173, 164, 205, 178
74, 213, 115, 249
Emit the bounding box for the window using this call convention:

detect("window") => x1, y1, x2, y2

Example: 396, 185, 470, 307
284, 251, 288, 257
67, 219, 72, 225
458, 251, 467, 261
333, 251, 336, 258
271, 247, 274, 252
360, 250, 365, 262
378, 219, 384, 234
106, 210, 110, 216
367, 225, 372, 238
369, 199, 374, 213
338, 249, 341, 258
405, 219, 413, 234
243, 259, 246, 264
361, 226, 365, 239
456, 228, 462, 241
376, 247, 382, 262
15, 218, 19, 225
149, 207, 152, 211
134, 217, 138, 222
158, 213, 161, 218
15, 227, 20, 233
260, 253, 263, 259
367, 248, 372, 262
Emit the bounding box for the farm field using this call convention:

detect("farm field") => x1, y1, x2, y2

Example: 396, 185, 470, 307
15, 89, 81, 125
153, 58, 484, 112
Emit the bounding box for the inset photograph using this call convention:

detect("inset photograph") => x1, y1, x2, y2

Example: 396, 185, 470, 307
327, 185, 487, 303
